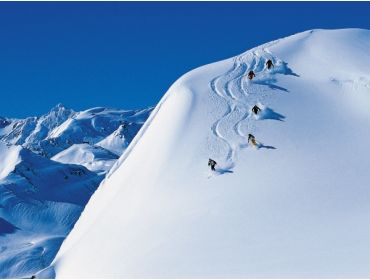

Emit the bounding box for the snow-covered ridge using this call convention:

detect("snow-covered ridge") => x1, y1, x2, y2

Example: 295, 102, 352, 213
0, 104, 73, 151
49, 29, 370, 278
0, 104, 152, 158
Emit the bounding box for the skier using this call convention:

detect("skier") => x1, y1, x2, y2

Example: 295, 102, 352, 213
266, 59, 274, 69
248, 134, 258, 147
248, 70, 256, 80
208, 158, 217, 171
252, 105, 261, 115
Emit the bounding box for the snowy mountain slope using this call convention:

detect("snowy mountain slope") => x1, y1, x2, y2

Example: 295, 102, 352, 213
0, 104, 74, 153
0, 105, 152, 158
0, 143, 102, 278
47, 107, 150, 147
51, 144, 118, 173
96, 121, 143, 156
48, 29, 370, 278
0, 105, 152, 278
0, 143, 22, 180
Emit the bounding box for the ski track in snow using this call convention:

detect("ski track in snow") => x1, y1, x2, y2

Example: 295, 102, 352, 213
209, 45, 289, 171
209, 59, 238, 162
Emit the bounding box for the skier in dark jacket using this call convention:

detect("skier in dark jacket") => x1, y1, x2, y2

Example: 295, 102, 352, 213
208, 158, 217, 171
248, 134, 258, 147
252, 105, 261, 115
266, 59, 274, 69
248, 70, 256, 80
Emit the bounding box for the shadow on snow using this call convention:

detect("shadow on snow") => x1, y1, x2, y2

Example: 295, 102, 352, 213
259, 107, 286, 121
0, 218, 19, 236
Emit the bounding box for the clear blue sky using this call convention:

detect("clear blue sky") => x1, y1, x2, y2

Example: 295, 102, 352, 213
1, 1, 369, 118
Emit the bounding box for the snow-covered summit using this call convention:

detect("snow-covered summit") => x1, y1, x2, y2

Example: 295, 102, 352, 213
96, 121, 142, 156
0, 104, 74, 148
49, 29, 370, 278
0, 105, 152, 158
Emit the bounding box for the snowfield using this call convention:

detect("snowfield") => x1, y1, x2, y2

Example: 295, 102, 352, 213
46, 29, 370, 278
0, 144, 22, 180
51, 144, 119, 174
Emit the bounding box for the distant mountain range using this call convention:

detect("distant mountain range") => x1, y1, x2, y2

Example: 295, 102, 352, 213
0, 104, 152, 278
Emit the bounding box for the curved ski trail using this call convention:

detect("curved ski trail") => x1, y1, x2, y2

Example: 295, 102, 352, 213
209, 45, 288, 173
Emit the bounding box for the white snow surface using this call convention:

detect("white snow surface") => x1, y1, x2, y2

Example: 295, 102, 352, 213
0, 145, 102, 279
0, 105, 152, 278
0, 142, 22, 180
95, 124, 131, 156
0, 104, 152, 158
51, 144, 118, 173
50, 29, 370, 278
